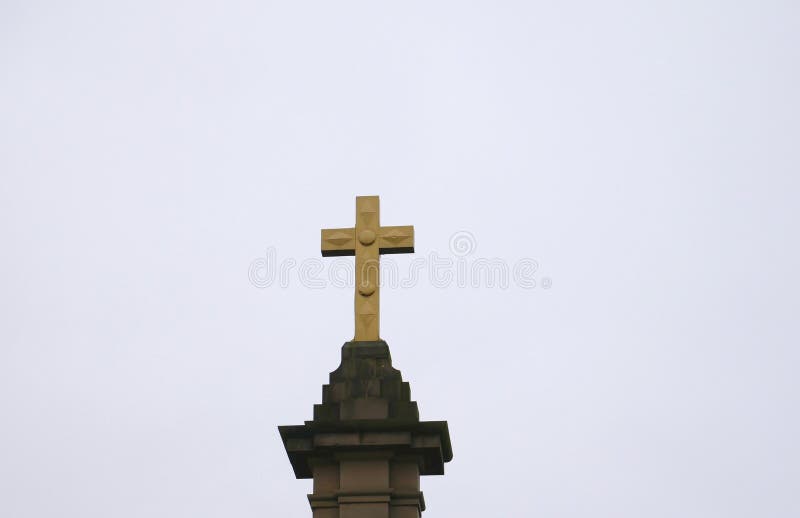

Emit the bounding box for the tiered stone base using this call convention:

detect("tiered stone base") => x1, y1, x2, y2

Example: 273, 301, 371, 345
279, 341, 452, 518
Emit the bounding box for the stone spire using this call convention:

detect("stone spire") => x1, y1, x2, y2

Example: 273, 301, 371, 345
280, 340, 452, 517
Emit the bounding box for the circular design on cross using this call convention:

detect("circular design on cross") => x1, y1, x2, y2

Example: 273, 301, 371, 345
358, 229, 376, 245
359, 284, 376, 296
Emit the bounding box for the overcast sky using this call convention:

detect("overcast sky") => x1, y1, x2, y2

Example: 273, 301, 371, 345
1, 1, 798, 517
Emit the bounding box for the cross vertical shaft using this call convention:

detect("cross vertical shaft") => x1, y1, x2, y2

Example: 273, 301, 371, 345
354, 196, 380, 340
321, 196, 415, 341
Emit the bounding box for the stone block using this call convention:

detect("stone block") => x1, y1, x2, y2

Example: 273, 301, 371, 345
340, 502, 388, 518
390, 506, 420, 518
312, 508, 340, 518
312, 463, 339, 493
390, 461, 420, 492
339, 459, 389, 492
340, 398, 388, 420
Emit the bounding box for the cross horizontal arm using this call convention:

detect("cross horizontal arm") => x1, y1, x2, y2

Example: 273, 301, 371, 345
321, 227, 355, 257
378, 225, 415, 254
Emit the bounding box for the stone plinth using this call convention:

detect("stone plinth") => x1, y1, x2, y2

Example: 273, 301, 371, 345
279, 341, 452, 518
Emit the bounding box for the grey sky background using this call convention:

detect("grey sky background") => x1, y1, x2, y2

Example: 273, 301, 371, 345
1, 1, 798, 517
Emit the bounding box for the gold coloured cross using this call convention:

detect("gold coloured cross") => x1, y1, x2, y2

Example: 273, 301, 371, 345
321, 196, 415, 341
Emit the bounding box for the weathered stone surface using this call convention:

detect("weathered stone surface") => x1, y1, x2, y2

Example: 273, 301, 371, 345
316, 341, 418, 422
279, 340, 452, 517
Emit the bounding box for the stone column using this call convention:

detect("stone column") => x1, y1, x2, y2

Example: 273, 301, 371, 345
279, 341, 452, 518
